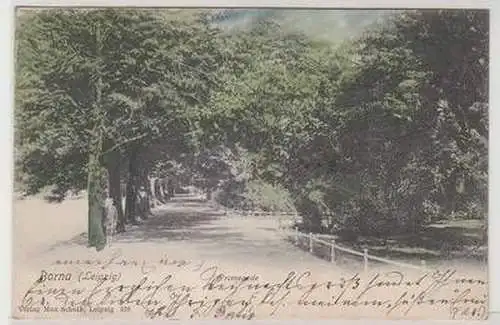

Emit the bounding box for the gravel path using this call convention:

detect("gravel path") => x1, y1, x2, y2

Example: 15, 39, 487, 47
11, 195, 488, 321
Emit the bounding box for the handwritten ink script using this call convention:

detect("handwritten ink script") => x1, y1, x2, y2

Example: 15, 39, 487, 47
15, 252, 488, 320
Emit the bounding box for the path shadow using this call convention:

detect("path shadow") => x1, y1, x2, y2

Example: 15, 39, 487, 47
47, 232, 88, 251
45, 195, 235, 250
117, 209, 242, 243
333, 221, 486, 262
288, 218, 487, 268
171, 202, 210, 208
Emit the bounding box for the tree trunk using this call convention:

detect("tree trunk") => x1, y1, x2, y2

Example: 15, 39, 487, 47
167, 178, 175, 198
125, 149, 139, 224
297, 198, 322, 234
120, 182, 127, 216
107, 154, 125, 233
161, 178, 169, 200
150, 177, 160, 207
140, 169, 151, 218
87, 22, 106, 251
145, 181, 152, 215
87, 140, 106, 251
154, 178, 164, 203
150, 177, 165, 207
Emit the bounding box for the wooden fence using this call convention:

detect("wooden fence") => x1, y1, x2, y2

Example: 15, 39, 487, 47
288, 227, 428, 272
222, 208, 300, 218
224, 208, 428, 272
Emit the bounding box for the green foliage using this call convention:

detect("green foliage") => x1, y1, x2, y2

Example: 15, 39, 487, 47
208, 145, 294, 212
15, 9, 488, 244
208, 10, 488, 236
336, 10, 488, 232
16, 8, 223, 196
241, 180, 295, 212
15, 8, 226, 248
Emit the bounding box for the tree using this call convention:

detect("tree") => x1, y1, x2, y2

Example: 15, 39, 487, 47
15, 8, 224, 248
325, 9, 489, 235
15, 8, 488, 249
205, 10, 488, 236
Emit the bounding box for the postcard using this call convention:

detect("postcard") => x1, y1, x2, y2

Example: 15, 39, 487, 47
12, 7, 489, 321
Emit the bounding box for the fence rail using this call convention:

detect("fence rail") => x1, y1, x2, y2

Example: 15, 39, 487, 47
223, 208, 299, 218
224, 207, 428, 272
288, 227, 428, 272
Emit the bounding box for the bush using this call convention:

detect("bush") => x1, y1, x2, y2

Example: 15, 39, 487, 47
213, 179, 246, 209
214, 178, 295, 212
242, 180, 295, 212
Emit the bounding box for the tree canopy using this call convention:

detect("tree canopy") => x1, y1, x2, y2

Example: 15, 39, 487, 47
15, 8, 489, 249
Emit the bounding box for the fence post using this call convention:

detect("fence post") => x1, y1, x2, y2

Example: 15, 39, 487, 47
331, 240, 336, 263
294, 227, 299, 244
309, 233, 313, 253
363, 248, 368, 273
